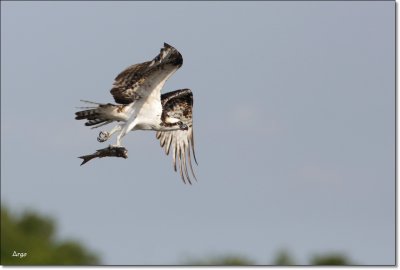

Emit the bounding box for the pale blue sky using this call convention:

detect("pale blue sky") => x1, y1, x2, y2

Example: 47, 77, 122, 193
1, 1, 395, 265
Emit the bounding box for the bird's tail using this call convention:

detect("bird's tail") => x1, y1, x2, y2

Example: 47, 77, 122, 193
75, 100, 126, 129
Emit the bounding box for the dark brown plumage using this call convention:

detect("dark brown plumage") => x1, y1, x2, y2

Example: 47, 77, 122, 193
161, 88, 193, 126
110, 42, 183, 104
157, 89, 197, 184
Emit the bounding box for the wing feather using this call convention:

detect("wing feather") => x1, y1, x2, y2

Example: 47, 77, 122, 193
110, 43, 183, 104
156, 88, 197, 184
156, 122, 197, 184
165, 133, 173, 155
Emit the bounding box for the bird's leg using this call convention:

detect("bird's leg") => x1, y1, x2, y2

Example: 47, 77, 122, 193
115, 129, 127, 147
97, 124, 122, 143
113, 120, 136, 147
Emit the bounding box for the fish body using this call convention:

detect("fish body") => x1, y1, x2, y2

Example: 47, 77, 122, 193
79, 146, 128, 165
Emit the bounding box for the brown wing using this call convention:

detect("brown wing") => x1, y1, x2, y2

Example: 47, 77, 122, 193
110, 61, 150, 104
156, 89, 198, 184
110, 43, 183, 104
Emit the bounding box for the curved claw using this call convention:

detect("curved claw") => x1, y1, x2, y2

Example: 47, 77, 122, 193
97, 131, 110, 143
178, 122, 189, 131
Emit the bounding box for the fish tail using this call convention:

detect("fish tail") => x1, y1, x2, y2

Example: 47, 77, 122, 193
78, 154, 96, 166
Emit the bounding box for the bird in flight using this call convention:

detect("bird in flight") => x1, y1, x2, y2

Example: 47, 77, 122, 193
75, 43, 197, 184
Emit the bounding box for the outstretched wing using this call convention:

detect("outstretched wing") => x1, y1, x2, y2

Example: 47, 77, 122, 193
156, 89, 198, 184
110, 43, 183, 104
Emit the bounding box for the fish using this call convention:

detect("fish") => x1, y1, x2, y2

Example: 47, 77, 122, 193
78, 145, 128, 165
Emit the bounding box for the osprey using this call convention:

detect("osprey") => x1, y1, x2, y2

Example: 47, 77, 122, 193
75, 43, 197, 184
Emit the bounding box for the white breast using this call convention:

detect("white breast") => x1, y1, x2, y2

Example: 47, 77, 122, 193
125, 65, 179, 131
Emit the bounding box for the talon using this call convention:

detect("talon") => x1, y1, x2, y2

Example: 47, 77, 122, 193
97, 131, 109, 142
178, 122, 188, 131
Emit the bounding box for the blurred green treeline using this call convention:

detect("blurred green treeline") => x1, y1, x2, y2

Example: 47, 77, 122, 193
184, 250, 351, 265
1, 206, 100, 265
1, 205, 352, 265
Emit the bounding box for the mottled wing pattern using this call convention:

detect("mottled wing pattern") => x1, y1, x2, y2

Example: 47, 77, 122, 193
156, 89, 197, 184
110, 62, 150, 104
110, 43, 183, 104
